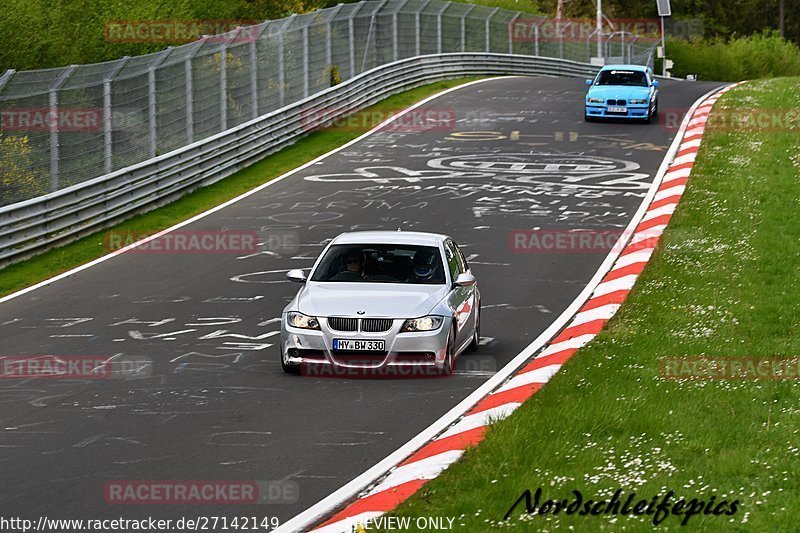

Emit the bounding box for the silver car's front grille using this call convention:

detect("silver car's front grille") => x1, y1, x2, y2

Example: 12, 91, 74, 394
361, 318, 393, 332
328, 317, 358, 331
327, 317, 393, 332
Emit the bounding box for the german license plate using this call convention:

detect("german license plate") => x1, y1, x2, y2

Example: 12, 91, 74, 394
333, 339, 385, 351
607, 106, 627, 113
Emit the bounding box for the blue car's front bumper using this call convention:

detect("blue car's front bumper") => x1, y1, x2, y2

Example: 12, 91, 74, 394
585, 104, 650, 119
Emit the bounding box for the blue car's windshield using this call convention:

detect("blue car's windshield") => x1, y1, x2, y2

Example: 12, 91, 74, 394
595, 70, 648, 87
311, 244, 446, 284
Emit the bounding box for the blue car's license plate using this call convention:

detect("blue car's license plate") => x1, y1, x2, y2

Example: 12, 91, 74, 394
607, 106, 627, 113
333, 339, 385, 351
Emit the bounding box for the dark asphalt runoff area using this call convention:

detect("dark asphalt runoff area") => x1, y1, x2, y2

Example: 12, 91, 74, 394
0, 75, 723, 526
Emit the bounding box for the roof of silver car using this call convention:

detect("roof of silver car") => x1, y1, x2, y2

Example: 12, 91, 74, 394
332, 231, 449, 246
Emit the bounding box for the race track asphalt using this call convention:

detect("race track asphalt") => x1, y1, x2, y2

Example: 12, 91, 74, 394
0, 75, 723, 526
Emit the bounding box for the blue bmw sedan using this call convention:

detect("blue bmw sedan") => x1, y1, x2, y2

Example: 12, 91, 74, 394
584, 64, 659, 122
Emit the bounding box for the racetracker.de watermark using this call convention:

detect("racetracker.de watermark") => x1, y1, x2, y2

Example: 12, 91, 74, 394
300, 107, 456, 132
104, 230, 259, 255
0, 355, 152, 380
509, 229, 659, 254
104, 20, 260, 44
0, 356, 109, 379
661, 107, 800, 133
0, 108, 103, 132
300, 356, 496, 379
660, 357, 800, 380
509, 18, 661, 43
104, 480, 299, 504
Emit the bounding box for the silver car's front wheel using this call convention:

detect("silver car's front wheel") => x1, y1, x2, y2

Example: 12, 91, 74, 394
438, 327, 455, 375
468, 305, 480, 352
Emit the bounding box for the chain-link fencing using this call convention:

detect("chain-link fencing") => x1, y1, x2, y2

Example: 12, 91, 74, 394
0, 0, 658, 208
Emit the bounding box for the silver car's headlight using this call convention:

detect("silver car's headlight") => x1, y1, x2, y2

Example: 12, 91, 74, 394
587, 97, 604, 104
628, 98, 648, 104
287, 312, 320, 330
400, 316, 444, 333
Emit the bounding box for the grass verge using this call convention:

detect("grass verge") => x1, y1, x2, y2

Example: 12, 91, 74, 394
0, 77, 481, 299
381, 77, 800, 531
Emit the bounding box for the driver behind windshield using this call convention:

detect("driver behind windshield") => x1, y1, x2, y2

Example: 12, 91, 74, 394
409, 249, 438, 282
331, 249, 368, 281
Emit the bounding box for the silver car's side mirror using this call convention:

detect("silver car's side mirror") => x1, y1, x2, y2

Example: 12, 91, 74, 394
585, 79, 593, 86
652, 80, 659, 87
286, 269, 307, 283
454, 272, 476, 287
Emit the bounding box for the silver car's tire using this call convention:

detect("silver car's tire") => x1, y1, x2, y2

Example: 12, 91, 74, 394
468, 304, 480, 353
439, 328, 455, 375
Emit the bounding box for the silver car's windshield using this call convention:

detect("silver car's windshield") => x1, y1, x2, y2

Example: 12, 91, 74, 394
311, 244, 446, 284
595, 70, 648, 87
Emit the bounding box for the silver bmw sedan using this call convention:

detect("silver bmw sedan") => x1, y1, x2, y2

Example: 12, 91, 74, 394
280, 231, 480, 376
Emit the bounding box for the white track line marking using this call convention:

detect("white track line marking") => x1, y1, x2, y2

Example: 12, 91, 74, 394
435, 404, 522, 440
629, 226, 665, 245
592, 275, 639, 297
537, 334, 597, 358
613, 249, 654, 269
654, 185, 686, 201
495, 366, 562, 394
366, 450, 464, 496
570, 304, 620, 327
641, 204, 678, 222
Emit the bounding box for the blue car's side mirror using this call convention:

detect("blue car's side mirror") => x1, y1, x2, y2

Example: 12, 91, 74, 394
652, 80, 659, 87
585, 79, 593, 86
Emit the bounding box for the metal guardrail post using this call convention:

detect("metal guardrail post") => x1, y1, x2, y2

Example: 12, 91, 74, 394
48, 65, 76, 192
302, 25, 310, 99
365, 0, 389, 73
278, 32, 286, 107
148, 48, 172, 158
461, 6, 474, 52
485, 8, 499, 53
534, 22, 539, 56
220, 42, 229, 131
326, 5, 344, 73
415, 0, 432, 57
391, 0, 408, 62
348, 16, 356, 77
349, 2, 366, 77
184, 40, 203, 145
436, 3, 448, 54
250, 22, 268, 119
250, 38, 259, 119
508, 13, 521, 54
102, 57, 128, 176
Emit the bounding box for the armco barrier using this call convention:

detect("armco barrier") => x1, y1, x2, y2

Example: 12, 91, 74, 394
0, 53, 599, 268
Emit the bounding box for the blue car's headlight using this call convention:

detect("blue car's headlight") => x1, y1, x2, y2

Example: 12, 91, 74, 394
587, 97, 604, 104
629, 98, 648, 105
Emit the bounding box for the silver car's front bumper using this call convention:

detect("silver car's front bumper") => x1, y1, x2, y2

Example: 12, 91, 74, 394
281, 314, 452, 373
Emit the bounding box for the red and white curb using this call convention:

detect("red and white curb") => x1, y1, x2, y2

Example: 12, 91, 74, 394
280, 83, 739, 533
